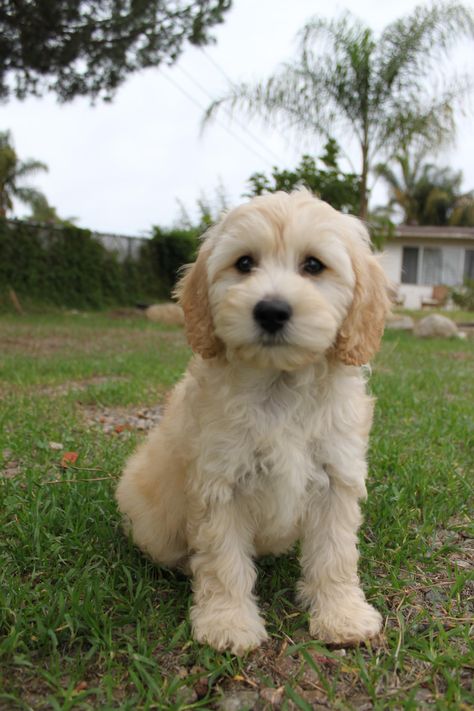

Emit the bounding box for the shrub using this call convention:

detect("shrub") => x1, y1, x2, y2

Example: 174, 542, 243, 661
450, 279, 474, 311
147, 226, 200, 298
0, 219, 163, 309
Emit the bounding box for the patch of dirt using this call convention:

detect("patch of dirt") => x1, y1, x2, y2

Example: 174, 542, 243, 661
1, 334, 78, 355
37, 376, 128, 397
153, 633, 437, 710
0, 448, 22, 479
0, 324, 187, 357
430, 515, 474, 587
106, 308, 145, 319
81, 404, 163, 434
433, 351, 473, 361
155, 637, 340, 709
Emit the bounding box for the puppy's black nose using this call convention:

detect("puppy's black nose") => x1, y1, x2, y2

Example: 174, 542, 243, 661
253, 299, 292, 334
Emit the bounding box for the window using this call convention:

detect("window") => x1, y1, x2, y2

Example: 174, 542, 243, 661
422, 248, 442, 284
401, 246, 445, 285
401, 247, 419, 284
465, 250, 474, 281
442, 248, 464, 286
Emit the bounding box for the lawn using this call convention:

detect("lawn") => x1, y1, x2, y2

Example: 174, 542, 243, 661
0, 312, 472, 710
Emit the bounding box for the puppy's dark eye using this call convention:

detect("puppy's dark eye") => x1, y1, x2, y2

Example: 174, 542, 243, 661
303, 256, 326, 276
235, 255, 255, 273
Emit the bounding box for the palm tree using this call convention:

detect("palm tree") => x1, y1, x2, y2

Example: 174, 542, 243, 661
376, 152, 474, 226
450, 193, 474, 226
375, 151, 431, 225
26, 193, 78, 226
0, 130, 48, 217
204, 2, 474, 220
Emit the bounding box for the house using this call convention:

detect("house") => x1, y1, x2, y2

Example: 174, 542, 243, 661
381, 225, 474, 309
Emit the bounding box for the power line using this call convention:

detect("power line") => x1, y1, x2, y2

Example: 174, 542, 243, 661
200, 47, 236, 87
159, 68, 276, 167
199, 47, 293, 152
174, 62, 283, 165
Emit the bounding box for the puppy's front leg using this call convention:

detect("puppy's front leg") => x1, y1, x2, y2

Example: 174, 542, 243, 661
189, 496, 267, 654
298, 469, 382, 645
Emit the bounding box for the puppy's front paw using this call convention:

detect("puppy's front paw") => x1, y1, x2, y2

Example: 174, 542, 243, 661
309, 590, 382, 645
191, 602, 268, 655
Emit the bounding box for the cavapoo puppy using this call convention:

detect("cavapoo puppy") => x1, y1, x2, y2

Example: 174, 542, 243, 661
116, 189, 391, 654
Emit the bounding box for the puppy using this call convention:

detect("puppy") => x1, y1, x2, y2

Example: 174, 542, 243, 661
116, 189, 391, 654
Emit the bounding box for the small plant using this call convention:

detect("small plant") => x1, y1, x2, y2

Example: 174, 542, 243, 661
245, 140, 360, 215
450, 279, 474, 311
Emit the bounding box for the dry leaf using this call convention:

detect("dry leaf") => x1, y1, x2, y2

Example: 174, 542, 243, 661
61, 451, 79, 467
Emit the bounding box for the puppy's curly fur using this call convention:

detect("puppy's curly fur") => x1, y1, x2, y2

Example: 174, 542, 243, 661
116, 190, 391, 654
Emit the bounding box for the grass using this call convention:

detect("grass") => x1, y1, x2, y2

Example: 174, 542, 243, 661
0, 312, 473, 710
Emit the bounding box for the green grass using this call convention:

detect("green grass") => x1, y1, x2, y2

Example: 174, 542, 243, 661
0, 313, 473, 710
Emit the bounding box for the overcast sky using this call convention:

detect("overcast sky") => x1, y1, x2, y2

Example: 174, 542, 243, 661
4, 0, 474, 236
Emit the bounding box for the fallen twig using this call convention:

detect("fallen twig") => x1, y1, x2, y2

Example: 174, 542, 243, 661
8, 288, 24, 315
41, 475, 117, 485
53, 464, 106, 472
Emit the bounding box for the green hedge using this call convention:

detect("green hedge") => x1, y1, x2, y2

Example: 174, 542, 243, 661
147, 226, 200, 298
0, 219, 178, 309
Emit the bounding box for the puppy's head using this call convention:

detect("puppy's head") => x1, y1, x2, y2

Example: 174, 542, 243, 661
176, 190, 391, 370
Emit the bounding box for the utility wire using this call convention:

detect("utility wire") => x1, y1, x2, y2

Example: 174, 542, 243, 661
159, 68, 276, 167
199, 47, 293, 152
174, 62, 282, 165
200, 47, 236, 86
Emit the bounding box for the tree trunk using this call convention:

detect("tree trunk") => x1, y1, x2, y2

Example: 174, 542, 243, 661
359, 143, 369, 221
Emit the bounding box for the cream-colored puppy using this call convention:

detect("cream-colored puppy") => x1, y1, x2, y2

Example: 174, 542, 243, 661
116, 189, 391, 654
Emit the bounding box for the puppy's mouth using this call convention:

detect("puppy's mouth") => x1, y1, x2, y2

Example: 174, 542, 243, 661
258, 331, 289, 347
253, 298, 293, 346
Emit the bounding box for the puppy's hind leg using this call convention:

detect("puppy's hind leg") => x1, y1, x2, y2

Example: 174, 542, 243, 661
116, 431, 188, 569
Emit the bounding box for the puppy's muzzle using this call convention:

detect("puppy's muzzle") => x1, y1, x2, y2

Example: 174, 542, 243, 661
253, 298, 292, 334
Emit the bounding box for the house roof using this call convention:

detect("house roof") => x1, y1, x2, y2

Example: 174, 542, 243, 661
390, 225, 474, 241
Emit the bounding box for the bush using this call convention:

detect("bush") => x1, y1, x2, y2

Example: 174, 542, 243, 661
147, 226, 200, 298
450, 279, 474, 311
0, 219, 163, 309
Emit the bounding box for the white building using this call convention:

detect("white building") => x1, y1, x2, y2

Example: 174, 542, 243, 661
381, 225, 474, 309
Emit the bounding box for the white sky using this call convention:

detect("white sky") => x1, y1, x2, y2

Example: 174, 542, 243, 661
4, 0, 474, 235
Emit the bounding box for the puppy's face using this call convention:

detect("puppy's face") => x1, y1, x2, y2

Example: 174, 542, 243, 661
178, 191, 390, 369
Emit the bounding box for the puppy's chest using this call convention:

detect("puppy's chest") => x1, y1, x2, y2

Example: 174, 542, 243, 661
234, 384, 322, 491
193, 369, 332, 505
235, 395, 324, 534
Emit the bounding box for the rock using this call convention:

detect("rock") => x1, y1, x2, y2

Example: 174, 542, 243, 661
260, 687, 284, 707
218, 690, 259, 711
385, 315, 414, 331
414, 314, 459, 338
175, 685, 198, 705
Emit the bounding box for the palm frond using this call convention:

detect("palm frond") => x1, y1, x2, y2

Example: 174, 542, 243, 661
202, 65, 339, 139
11, 186, 46, 208
375, 1, 474, 99
14, 159, 48, 179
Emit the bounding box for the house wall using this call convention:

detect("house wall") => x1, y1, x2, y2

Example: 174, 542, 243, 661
398, 284, 434, 309
381, 240, 472, 309
379, 243, 402, 283
379, 244, 432, 308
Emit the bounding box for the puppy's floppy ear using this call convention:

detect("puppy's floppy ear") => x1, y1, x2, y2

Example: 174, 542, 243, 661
334, 244, 392, 366
174, 238, 222, 359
